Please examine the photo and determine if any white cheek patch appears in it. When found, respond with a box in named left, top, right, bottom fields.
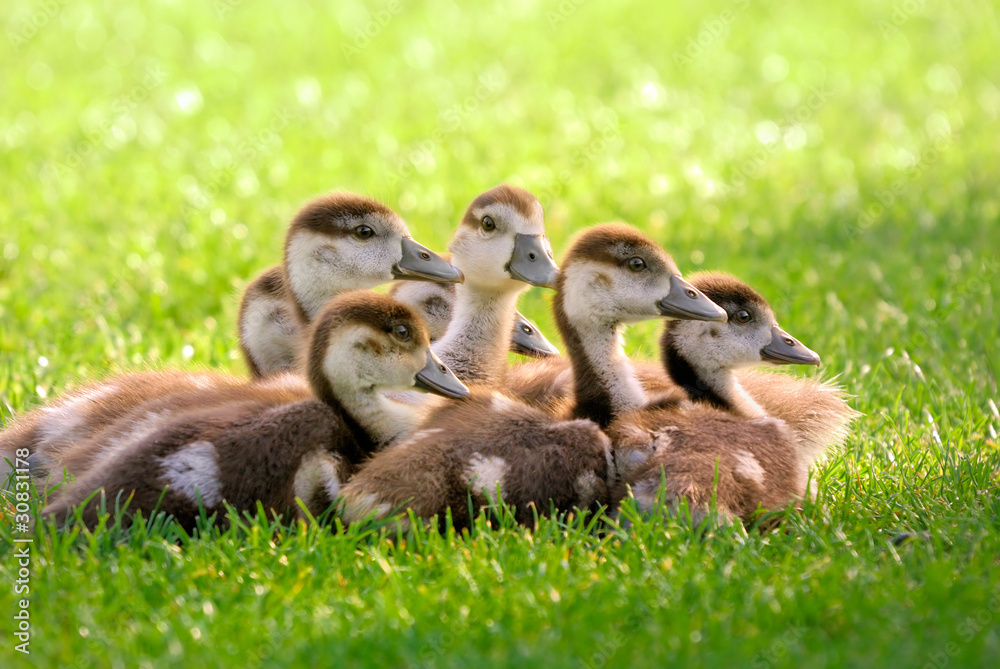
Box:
left=158, top=441, right=222, bottom=508
left=322, top=326, right=375, bottom=391
left=732, top=450, right=765, bottom=486
left=241, top=293, right=300, bottom=374
left=320, top=330, right=429, bottom=448
left=324, top=330, right=421, bottom=395
left=464, top=453, right=508, bottom=504
left=614, top=446, right=653, bottom=483
left=286, top=231, right=342, bottom=319
left=293, top=451, right=344, bottom=510
left=675, top=324, right=735, bottom=375
left=451, top=230, right=517, bottom=288
left=286, top=231, right=399, bottom=320
left=560, top=261, right=611, bottom=324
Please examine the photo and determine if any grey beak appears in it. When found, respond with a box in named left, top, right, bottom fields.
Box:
left=393, top=237, right=465, bottom=284
left=506, top=234, right=559, bottom=289
left=414, top=350, right=470, bottom=399
left=509, top=311, right=560, bottom=358
left=656, top=275, right=728, bottom=322
left=761, top=326, right=822, bottom=366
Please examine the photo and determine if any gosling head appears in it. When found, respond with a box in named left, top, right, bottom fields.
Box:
left=557, top=223, right=728, bottom=327
left=662, top=273, right=821, bottom=374
left=448, top=184, right=559, bottom=292
left=284, top=193, right=463, bottom=321
left=387, top=279, right=457, bottom=341
left=306, top=291, right=470, bottom=405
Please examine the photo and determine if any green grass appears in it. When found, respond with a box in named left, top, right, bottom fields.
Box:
left=1, top=0, right=999, bottom=666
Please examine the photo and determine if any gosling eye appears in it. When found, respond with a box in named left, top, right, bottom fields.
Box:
left=521, top=324, right=534, bottom=335
left=733, top=310, right=752, bottom=324
left=627, top=256, right=647, bottom=272
left=392, top=323, right=411, bottom=341
left=353, top=224, right=375, bottom=240
left=481, top=215, right=496, bottom=232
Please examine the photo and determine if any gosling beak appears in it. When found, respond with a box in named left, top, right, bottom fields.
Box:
left=506, top=233, right=559, bottom=289
left=656, top=275, right=728, bottom=322
left=761, top=326, right=822, bottom=366
left=414, top=350, right=470, bottom=399
left=509, top=311, right=560, bottom=358
left=393, top=237, right=465, bottom=284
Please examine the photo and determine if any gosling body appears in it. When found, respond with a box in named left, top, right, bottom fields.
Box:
left=43, top=292, right=468, bottom=529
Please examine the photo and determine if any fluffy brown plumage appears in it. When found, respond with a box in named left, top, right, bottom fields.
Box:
left=0, top=370, right=282, bottom=486
left=609, top=407, right=803, bottom=524
left=610, top=273, right=857, bottom=524
left=38, top=292, right=467, bottom=529
left=339, top=388, right=611, bottom=530
left=239, top=192, right=460, bottom=378
left=337, top=224, right=724, bottom=529
left=42, top=399, right=360, bottom=531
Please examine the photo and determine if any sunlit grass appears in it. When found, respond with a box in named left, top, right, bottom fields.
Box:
left=1, top=0, right=998, bottom=666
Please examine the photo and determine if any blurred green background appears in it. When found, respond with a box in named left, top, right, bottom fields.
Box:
left=1, top=0, right=995, bottom=396
left=1, top=0, right=998, bottom=666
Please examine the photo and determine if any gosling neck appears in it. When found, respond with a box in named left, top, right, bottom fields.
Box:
left=554, top=296, right=647, bottom=429
left=662, top=330, right=766, bottom=418
left=328, top=380, right=430, bottom=451
left=432, top=282, right=523, bottom=385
